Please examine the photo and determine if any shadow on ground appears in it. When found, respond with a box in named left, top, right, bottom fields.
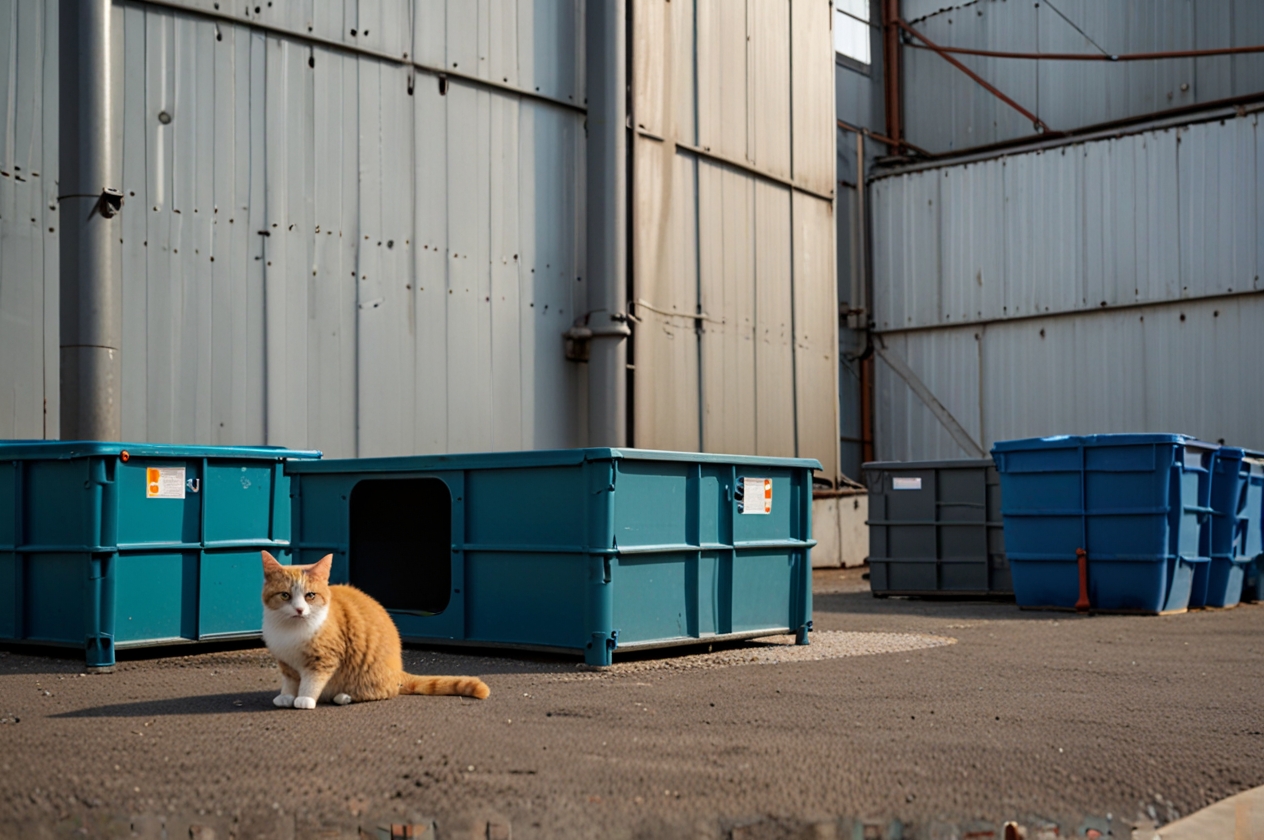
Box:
left=50, top=690, right=277, bottom=718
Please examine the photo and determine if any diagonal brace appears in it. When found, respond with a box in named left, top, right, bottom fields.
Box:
left=897, top=19, right=1051, bottom=134
left=875, top=340, right=986, bottom=458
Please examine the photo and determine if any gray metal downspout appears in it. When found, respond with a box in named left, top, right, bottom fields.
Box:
left=59, top=0, right=122, bottom=441
left=585, top=0, right=630, bottom=447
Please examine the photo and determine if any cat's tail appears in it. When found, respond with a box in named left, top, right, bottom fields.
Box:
left=400, top=673, right=491, bottom=700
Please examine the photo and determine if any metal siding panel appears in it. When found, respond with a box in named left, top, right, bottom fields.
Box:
left=902, top=2, right=1037, bottom=154
left=445, top=84, right=495, bottom=452
left=188, top=14, right=216, bottom=445
left=0, top=0, right=51, bottom=439
left=873, top=169, right=940, bottom=330
left=632, top=0, right=694, bottom=143
left=413, top=62, right=450, bottom=453
left=874, top=115, right=1260, bottom=331
left=631, top=0, right=667, bottom=140
left=874, top=329, right=979, bottom=462
left=262, top=35, right=313, bottom=448
left=750, top=0, right=790, bottom=181
left=521, top=102, right=584, bottom=450
left=312, top=0, right=346, bottom=47
left=243, top=29, right=269, bottom=444
left=790, top=0, right=833, bottom=194
left=672, top=0, right=695, bottom=147
left=306, top=46, right=355, bottom=457
left=1010, top=145, right=1086, bottom=318
left=1231, top=0, right=1264, bottom=98
left=632, top=138, right=700, bottom=452
left=834, top=62, right=874, bottom=133
left=1258, top=113, right=1264, bottom=289
left=445, top=0, right=482, bottom=78
left=941, top=161, right=1003, bottom=324
left=899, top=0, right=1264, bottom=154
left=699, top=163, right=756, bottom=456
left=355, top=0, right=410, bottom=59
left=696, top=0, right=747, bottom=163
left=207, top=18, right=266, bottom=447
left=514, top=0, right=581, bottom=106
left=792, top=191, right=838, bottom=477
left=488, top=0, right=520, bottom=89
left=985, top=302, right=1261, bottom=448
left=489, top=92, right=524, bottom=449
left=1179, top=117, right=1261, bottom=300
left=868, top=175, right=898, bottom=331
left=754, top=180, right=795, bottom=457
left=415, top=0, right=447, bottom=68
left=144, top=11, right=178, bottom=442
left=41, top=0, right=59, bottom=438
left=357, top=59, right=418, bottom=458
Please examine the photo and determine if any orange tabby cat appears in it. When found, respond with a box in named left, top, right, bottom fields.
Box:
left=260, top=551, right=489, bottom=708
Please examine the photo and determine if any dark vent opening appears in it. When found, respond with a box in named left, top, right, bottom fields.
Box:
left=349, top=478, right=452, bottom=615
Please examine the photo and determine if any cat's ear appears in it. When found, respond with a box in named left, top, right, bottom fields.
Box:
left=306, top=554, right=333, bottom=584
left=262, top=550, right=285, bottom=574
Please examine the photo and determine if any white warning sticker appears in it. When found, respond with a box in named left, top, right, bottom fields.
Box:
left=146, top=467, right=186, bottom=499
left=892, top=476, right=922, bottom=491
left=742, top=477, right=772, bottom=515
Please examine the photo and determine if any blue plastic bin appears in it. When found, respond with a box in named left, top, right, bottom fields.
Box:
left=1236, top=451, right=1264, bottom=604
left=0, top=441, right=321, bottom=666
left=1193, top=448, right=1263, bottom=608
left=991, top=434, right=1216, bottom=614
left=286, top=448, right=820, bottom=665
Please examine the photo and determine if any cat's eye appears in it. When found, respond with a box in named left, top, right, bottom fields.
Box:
left=279, top=592, right=290, bottom=601
left=304, top=592, right=316, bottom=601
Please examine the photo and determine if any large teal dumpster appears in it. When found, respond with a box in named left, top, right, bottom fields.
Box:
left=286, top=448, right=819, bottom=665
left=0, top=442, right=320, bottom=667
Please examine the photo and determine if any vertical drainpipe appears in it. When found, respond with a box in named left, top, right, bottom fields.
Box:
left=585, top=0, right=630, bottom=448
left=60, top=0, right=122, bottom=441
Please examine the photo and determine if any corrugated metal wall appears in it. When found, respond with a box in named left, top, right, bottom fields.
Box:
left=869, top=109, right=1264, bottom=459
left=630, top=0, right=841, bottom=482
left=872, top=113, right=1262, bottom=332
left=0, top=0, right=57, bottom=441
left=900, top=0, right=1264, bottom=154
left=0, top=0, right=588, bottom=457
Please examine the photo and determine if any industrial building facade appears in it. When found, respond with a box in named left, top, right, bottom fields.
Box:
left=836, top=0, right=1264, bottom=470
left=0, top=0, right=841, bottom=489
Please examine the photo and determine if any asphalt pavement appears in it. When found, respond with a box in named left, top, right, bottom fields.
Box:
left=1, top=567, right=1262, bottom=839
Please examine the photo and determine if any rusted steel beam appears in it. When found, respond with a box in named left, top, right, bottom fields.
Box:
left=881, top=0, right=904, bottom=152
left=903, top=41, right=1264, bottom=62
left=897, top=19, right=1050, bottom=134
left=836, top=118, right=931, bottom=158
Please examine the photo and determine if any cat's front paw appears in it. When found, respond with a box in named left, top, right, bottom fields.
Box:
left=332, top=693, right=352, bottom=706
left=293, top=696, right=317, bottom=710
left=273, top=694, right=295, bottom=708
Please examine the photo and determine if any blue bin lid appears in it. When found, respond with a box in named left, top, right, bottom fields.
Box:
left=991, top=433, right=1217, bottom=454
left=0, top=440, right=322, bottom=461
left=286, top=447, right=822, bottom=474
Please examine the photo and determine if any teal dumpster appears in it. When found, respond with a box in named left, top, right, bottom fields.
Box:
left=0, top=442, right=320, bottom=667
left=286, top=448, right=819, bottom=665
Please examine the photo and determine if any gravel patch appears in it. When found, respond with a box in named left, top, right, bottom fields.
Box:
left=557, top=630, right=956, bottom=678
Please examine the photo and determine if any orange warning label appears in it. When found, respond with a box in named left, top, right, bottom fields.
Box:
left=146, top=467, right=186, bottom=499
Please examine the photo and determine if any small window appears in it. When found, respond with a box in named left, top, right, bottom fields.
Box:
left=349, top=478, right=452, bottom=615
left=834, top=0, right=871, bottom=65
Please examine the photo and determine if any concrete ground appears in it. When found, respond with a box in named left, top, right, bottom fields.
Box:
left=1, top=567, right=1262, bottom=840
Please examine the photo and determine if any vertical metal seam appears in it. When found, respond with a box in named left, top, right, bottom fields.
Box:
left=693, top=0, right=704, bottom=452
left=352, top=50, right=362, bottom=458
left=787, top=0, right=799, bottom=458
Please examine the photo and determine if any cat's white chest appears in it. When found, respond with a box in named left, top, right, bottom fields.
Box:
left=262, top=610, right=323, bottom=670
